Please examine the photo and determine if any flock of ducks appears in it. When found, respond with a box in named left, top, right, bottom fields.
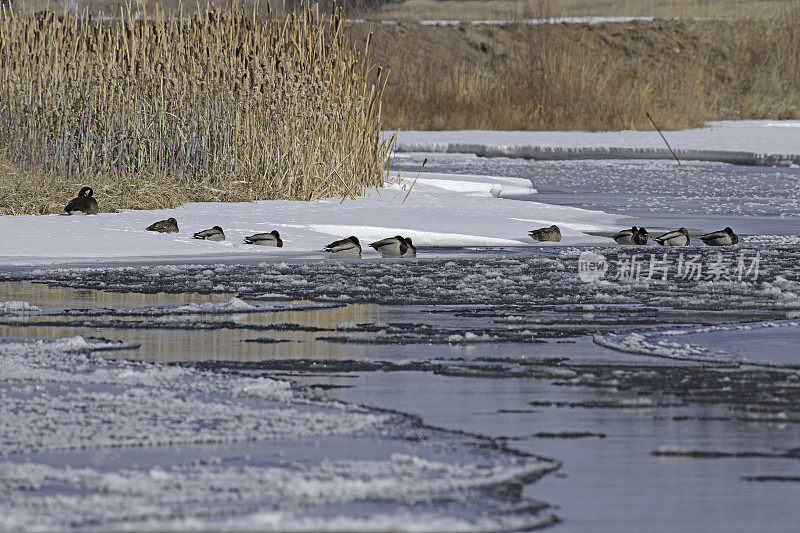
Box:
left=185, top=228, right=417, bottom=257
left=139, top=217, right=416, bottom=257
left=62, top=187, right=418, bottom=257
left=63, top=187, right=740, bottom=255
left=325, top=235, right=418, bottom=257
left=612, top=225, right=738, bottom=246
left=527, top=224, right=738, bottom=247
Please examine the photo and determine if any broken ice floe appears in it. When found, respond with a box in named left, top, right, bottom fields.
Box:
left=0, top=300, right=41, bottom=314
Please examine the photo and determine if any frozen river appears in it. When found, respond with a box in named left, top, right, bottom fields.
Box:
left=1, top=157, right=800, bottom=531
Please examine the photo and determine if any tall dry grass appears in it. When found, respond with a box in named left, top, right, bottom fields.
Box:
left=363, top=0, right=800, bottom=131
left=0, top=2, right=392, bottom=215
left=361, top=0, right=798, bottom=22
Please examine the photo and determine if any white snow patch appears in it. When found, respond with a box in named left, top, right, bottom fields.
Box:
left=404, top=172, right=536, bottom=197
left=390, top=120, right=800, bottom=166
left=0, top=164, right=617, bottom=265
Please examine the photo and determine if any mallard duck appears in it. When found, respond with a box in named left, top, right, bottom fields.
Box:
left=528, top=225, right=562, bottom=242
left=325, top=236, right=361, bottom=255
left=700, top=227, right=738, bottom=246
left=655, top=228, right=691, bottom=246
left=146, top=217, right=179, bottom=233
left=369, top=235, right=407, bottom=257
left=612, top=226, right=639, bottom=245
left=402, top=237, right=417, bottom=258
left=193, top=226, right=225, bottom=241
left=64, top=186, right=99, bottom=215
left=244, top=230, right=283, bottom=247
left=633, top=227, right=652, bottom=245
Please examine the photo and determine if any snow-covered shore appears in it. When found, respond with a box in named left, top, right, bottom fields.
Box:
left=347, top=16, right=661, bottom=26
left=3, top=120, right=799, bottom=267
left=390, top=121, right=800, bottom=166
left=0, top=172, right=617, bottom=267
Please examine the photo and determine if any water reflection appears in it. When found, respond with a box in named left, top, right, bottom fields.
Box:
left=1, top=282, right=380, bottom=363
left=0, top=281, right=232, bottom=309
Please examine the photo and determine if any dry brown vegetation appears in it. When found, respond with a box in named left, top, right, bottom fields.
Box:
left=360, top=0, right=798, bottom=21
left=15, top=0, right=795, bottom=20
left=3, top=1, right=800, bottom=215
left=357, top=9, right=800, bottom=131
left=0, top=3, right=391, bottom=215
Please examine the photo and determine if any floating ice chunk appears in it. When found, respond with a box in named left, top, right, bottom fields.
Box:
left=174, top=297, right=257, bottom=313
left=0, top=335, right=129, bottom=356
left=0, top=300, right=41, bottom=313
left=235, top=378, right=294, bottom=403
left=447, top=332, right=497, bottom=343
left=760, top=277, right=800, bottom=306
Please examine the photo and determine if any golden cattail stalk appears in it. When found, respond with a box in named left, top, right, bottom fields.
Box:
left=0, top=2, right=393, bottom=215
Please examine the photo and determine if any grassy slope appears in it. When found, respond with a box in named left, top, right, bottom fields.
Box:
left=15, top=0, right=797, bottom=20
left=363, top=0, right=797, bottom=21
left=352, top=17, right=800, bottom=131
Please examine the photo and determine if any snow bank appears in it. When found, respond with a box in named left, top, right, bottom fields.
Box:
left=349, top=16, right=658, bottom=26
left=390, top=121, right=800, bottom=166
left=6, top=120, right=797, bottom=266
left=0, top=169, right=617, bottom=266
left=407, top=171, right=537, bottom=197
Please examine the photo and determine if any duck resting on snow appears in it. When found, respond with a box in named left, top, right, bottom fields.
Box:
left=193, top=226, right=225, bottom=241
left=529, top=225, right=562, bottom=242
left=633, top=227, right=652, bottom=245
left=369, top=235, right=407, bottom=257
left=700, top=227, right=738, bottom=246
left=402, top=237, right=417, bottom=257
left=325, top=236, right=361, bottom=256
left=655, top=228, right=691, bottom=246
left=244, top=230, right=283, bottom=247
left=613, top=226, right=650, bottom=245
left=612, top=226, right=638, bottom=245
left=146, top=217, right=179, bottom=233
left=64, top=186, right=99, bottom=215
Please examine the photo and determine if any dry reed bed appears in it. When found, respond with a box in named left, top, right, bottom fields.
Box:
left=0, top=4, right=392, bottom=215
left=361, top=0, right=798, bottom=22
left=360, top=13, right=800, bottom=131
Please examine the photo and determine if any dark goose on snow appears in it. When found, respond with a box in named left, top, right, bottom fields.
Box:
left=65, top=187, right=99, bottom=215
